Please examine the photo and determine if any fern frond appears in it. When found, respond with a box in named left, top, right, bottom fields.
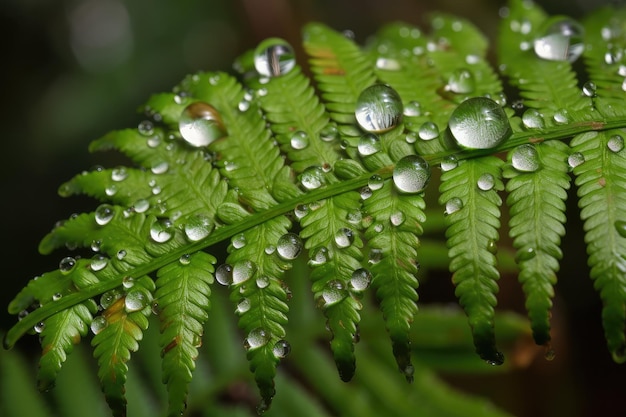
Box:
left=503, top=141, right=570, bottom=348
left=155, top=251, right=215, bottom=417
left=439, top=156, right=504, bottom=364
left=571, top=131, right=626, bottom=363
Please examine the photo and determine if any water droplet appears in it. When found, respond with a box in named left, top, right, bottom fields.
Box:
left=138, top=120, right=154, bottom=136
left=179, top=254, right=191, bottom=265
left=300, top=166, right=326, bottom=190
left=264, top=245, right=276, bottom=255
left=522, top=108, right=545, bottom=129
left=533, top=17, right=585, bottom=62
left=254, top=38, right=296, bottom=77
left=215, top=264, right=233, bottom=286
left=360, top=186, right=373, bottom=200
left=358, top=133, right=381, bottom=156
left=445, top=197, right=463, bottom=215
left=405, top=132, right=418, bottom=143
left=95, top=204, right=115, bottom=226
left=582, top=81, right=597, bottom=97
left=150, top=219, right=174, bottom=243
left=34, top=322, right=45, bottom=334
left=232, top=233, right=247, bottom=249
left=375, top=56, right=402, bottom=71
left=293, top=204, right=309, bottom=219
left=368, top=174, right=384, bottom=190
left=272, top=339, right=291, bottom=358
left=90, top=254, right=108, bottom=271
left=117, top=250, right=127, bottom=260
left=608, top=135, right=624, bottom=153
left=487, top=240, right=498, bottom=254
left=122, top=276, right=134, bottom=289
left=477, top=173, right=495, bottom=191
left=511, top=144, right=540, bottom=172
left=355, top=84, right=403, bottom=133
left=418, top=121, right=439, bottom=140
left=124, top=290, right=148, bottom=312
left=441, top=155, right=459, bottom=171
left=100, top=289, right=123, bottom=310
left=390, top=211, right=405, bottom=226
left=91, top=239, right=102, bottom=252
left=553, top=109, right=570, bottom=124
left=276, top=233, right=303, bottom=260
left=105, top=184, right=118, bottom=196
left=446, top=68, right=475, bottom=94
left=290, top=131, right=309, bottom=150
left=567, top=152, right=585, bottom=169
left=256, top=276, right=270, bottom=289
left=403, top=101, right=421, bottom=117
left=309, top=246, right=329, bottom=266
left=448, top=97, right=511, bottom=149
left=150, top=160, right=169, bottom=175
left=350, top=268, right=372, bottom=291
left=392, top=155, right=431, bottom=193
left=111, top=166, right=128, bottom=182
left=321, top=280, right=347, bottom=306
left=59, top=256, right=77, bottom=274
left=52, top=292, right=62, bottom=301
left=517, top=247, right=537, bottom=261
left=615, top=220, right=626, bottom=238
left=90, top=316, right=108, bottom=335
left=244, top=327, right=270, bottom=350
left=236, top=298, right=251, bottom=314
left=232, top=260, right=257, bottom=285
left=368, top=248, right=383, bottom=264
left=320, top=124, right=339, bottom=142
left=178, top=102, right=226, bottom=147
left=184, top=214, right=214, bottom=241
left=334, top=228, right=355, bottom=248
left=238, top=99, right=251, bottom=112
left=133, top=199, right=150, bottom=213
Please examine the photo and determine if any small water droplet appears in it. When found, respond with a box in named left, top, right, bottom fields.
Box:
left=368, top=174, right=384, bottom=190
left=272, top=339, right=291, bottom=358
left=90, top=254, right=108, bottom=271
left=34, top=322, right=45, bottom=334
left=448, top=97, right=511, bottom=149
left=533, top=17, right=585, bottom=62
left=111, top=166, right=128, bottom=182
left=511, top=144, right=540, bottom=172
left=254, top=38, right=296, bottom=77
left=232, top=260, right=257, bottom=285
left=309, top=246, right=329, bottom=266
left=133, top=199, right=150, bottom=213
left=90, top=316, right=108, bottom=335
left=257, top=276, right=271, bottom=289
left=179, top=102, right=226, bottom=147
left=321, top=280, right=347, bottom=306
left=100, top=289, right=123, bottom=310
left=487, top=239, right=498, bottom=254
left=441, top=155, right=459, bottom=171
left=179, top=254, right=191, bottom=265
left=300, top=166, right=326, bottom=190
left=350, top=268, right=372, bottom=291
left=334, top=228, right=355, bottom=248
left=582, top=81, right=597, bottom=97
left=122, top=276, right=135, bottom=289
left=368, top=248, right=383, bottom=264
left=553, top=109, right=570, bottom=124
left=445, top=197, right=463, bottom=215
left=184, top=214, right=214, bottom=241
left=608, top=135, right=624, bottom=153
left=236, top=298, right=251, bottom=314
left=355, top=84, right=403, bottom=133
left=405, top=132, right=418, bottom=143
left=418, top=121, right=439, bottom=140
left=375, top=56, right=402, bottom=71
left=150, top=219, right=174, bottom=243
left=390, top=211, right=405, bottom=226
left=477, top=173, right=495, bottom=191
left=59, top=256, right=77, bottom=274
left=125, top=290, right=148, bottom=312
left=95, top=204, right=115, bottom=226
left=150, top=160, right=169, bottom=175
left=403, top=101, right=421, bottom=117
left=392, top=155, right=431, bottom=193
left=238, top=99, right=251, bottom=112
left=232, top=233, right=247, bottom=249
left=358, top=133, right=381, bottom=156
left=290, top=131, right=309, bottom=150
left=446, top=68, right=475, bottom=94
left=567, top=152, right=585, bottom=169
left=615, top=220, right=626, bottom=238
left=215, top=264, right=233, bottom=286
left=244, top=327, right=270, bottom=350
left=138, top=120, right=154, bottom=136
left=277, top=233, right=303, bottom=260
left=360, top=186, right=373, bottom=200
left=522, top=108, right=546, bottom=129
left=52, top=292, right=62, bottom=301
left=517, top=247, right=537, bottom=261
left=320, top=123, right=339, bottom=142
left=117, top=249, right=127, bottom=260
left=294, top=204, right=309, bottom=219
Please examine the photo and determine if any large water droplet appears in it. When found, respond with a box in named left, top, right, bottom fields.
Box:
left=321, top=280, right=347, bottom=306
left=178, top=102, right=226, bottom=147
left=90, top=316, right=108, bottom=335
left=390, top=211, right=406, bottom=226
left=276, top=233, right=303, bottom=260
left=232, top=233, right=247, bottom=249
left=511, top=144, right=540, bottom=172
left=358, top=133, right=381, bottom=156
left=254, top=38, right=296, bottom=77
left=309, top=246, right=329, bottom=266
left=334, top=228, right=355, bottom=248
left=125, top=290, right=148, bottom=312
left=448, top=97, right=511, bottom=149
left=232, top=260, right=257, bottom=285
left=446, top=68, right=475, bottom=94
left=350, top=268, right=372, bottom=291
left=392, top=155, right=431, bottom=193
left=355, top=84, right=403, bottom=133
left=300, top=166, right=326, bottom=190
left=244, top=327, right=270, bottom=350
left=184, top=214, right=214, bottom=241
left=215, top=264, right=233, bottom=286
left=100, top=289, right=123, bottom=310
left=533, top=17, right=585, bottom=62
left=95, top=204, right=115, bottom=226
left=522, top=108, right=546, bottom=129
left=290, top=131, right=309, bottom=150
left=150, top=219, right=174, bottom=243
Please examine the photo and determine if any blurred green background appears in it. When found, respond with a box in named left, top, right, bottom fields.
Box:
left=0, top=0, right=623, bottom=416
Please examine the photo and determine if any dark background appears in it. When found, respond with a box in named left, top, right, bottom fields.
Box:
left=0, top=0, right=623, bottom=416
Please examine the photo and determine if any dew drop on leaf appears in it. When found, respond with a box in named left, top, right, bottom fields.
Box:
left=511, top=144, right=540, bottom=172
left=441, top=155, right=459, bottom=171
left=517, top=247, right=537, bottom=261
left=232, top=260, right=257, bottom=285
left=418, top=121, right=439, bottom=140
left=150, top=219, right=174, bottom=243
left=403, top=100, right=421, bottom=117
left=125, top=290, right=148, bottom=312
left=334, top=228, right=355, bottom=248
left=34, top=322, right=45, bottom=334
left=319, top=123, right=339, bottom=142
left=487, top=239, right=498, bottom=254
left=445, top=197, right=463, bottom=215
left=111, top=166, right=128, bottom=182
left=59, top=256, right=77, bottom=274
left=215, top=264, right=233, bottom=286
left=122, top=276, right=134, bottom=289
left=608, top=135, right=624, bottom=153
left=390, top=211, right=405, bottom=226
left=533, top=17, right=585, bottom=62
left=179, top=254, right=191, bottom=265
left=355, top=84, right=403, bottom=133
left=293, top=204, right=309, bottom=220
left=350, top=268, right=372, bottom=291
left=276, top=233, right=303, bottom=260
left=405, top=132, right=418, bottom=144
left=95, top=204, right=115, bottom=226
left=184, top=213, right=214, bottom=242
left=90, top=316, right=108, bottom=335
left=477, top=173, right=495, bottom=191
left=117, top=249, right=127, bottom=260
left=232, top=233, right=247, bottom=249
left=309, top=246, right=329, bottom=266
left=446, top=68, right=475, bottom=94
left=614, top=220, right=626, bottom=238
left=90, top=254, right=109, bottom=271
left=521, top=108, right=545, bottom=129
left=253, top=38, right=296, bottom=77
left=52, top=292, right=62, bottom=301
left=178, top=102, right=226, bottom=147
left=368, top=174, right=384, bottom=190
left=392, top=154, right=431, bottom=193
left=448, top=97, right=511, bottom=149
left=272, top=339, right=291, bottom=358
left=300, top=166, right=326, bottom=190
left=100, top=289, right=123, bottom=310
left=150, top=160, right=169, bottom=175
left=137, top=120, right=154, bottom=136
left=256, top=276, right=270, bottom=289
left=567, top=152, right=585, bottom=169
left=368, top=248, right=383, bottom=264
left=360, top=186, right=373, bottom=200
left=582, top=81, right=597, bottom=97
left=553, top=109, right=570, bottom=124
left=244, top=327, right=270, bottom=350
left=321, top=280, right=347, bottom=306
left=290, top=131, right=309, bottom=150
left=133, top=199, right=150, bottom=213
left=236, top=298, right=251, bottom=315
left=358, top=133, right=381, bottom=156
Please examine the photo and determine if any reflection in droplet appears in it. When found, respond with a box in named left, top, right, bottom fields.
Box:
left=276, top=233, right=303, bottom=260
left=321, top=280, right=347, bottom=306
left=355, top=84, right=403, bottom=133
left=95, top=204, right=115, bottom=226
left=448, top=97, right=511, bottom=149
left=125, top=290, right=148, bottom=312
left=334, top=228, right=355, bottom=248
left=418, top=121, right=439, bottom=140
left=300, top=166, right=326, bottom=190
left=254, top=38, right=296, bottom=77
left=184, top=214, right=214, bottom=241
left=90, top=316, right=108, bottom=335
left=244, top=327, right=270, bottom=350
left=441, top=155, right=458, bottom=172
left=522, top=108, right=545, bottom=129
left=608, top=135, right=624, bottom=153
left=178, top=102, right=226, bottom=147
left=358, top=133, right=381, bottom=156
left=446, top=68, right=475, bottom=94
left=350, top=268, right=372, bottom=291
left=445, top=197, right=463, bottom=215
left=392, top=155, right=431, bottom=193
left=215, top=264, right=233, bottom=286
left=567, top=152, right=585, bottom=169
left=477, top=173, right=495, bottom=191
left=150, top=219, right=174, bottom=243
left=511, top=144, right=540, bottom=172
left=272, top=339, right=291, bottom=358
left=59, top=256, right=77, bottom=274
left=533, top=17, right=585, bottom=62
left=232, top=260, right=257, bottom=285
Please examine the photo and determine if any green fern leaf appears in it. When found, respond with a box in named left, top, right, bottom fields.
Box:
left=439, top=156, right=504, bottom=364
left=155, top=251, right=215, bottom=417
